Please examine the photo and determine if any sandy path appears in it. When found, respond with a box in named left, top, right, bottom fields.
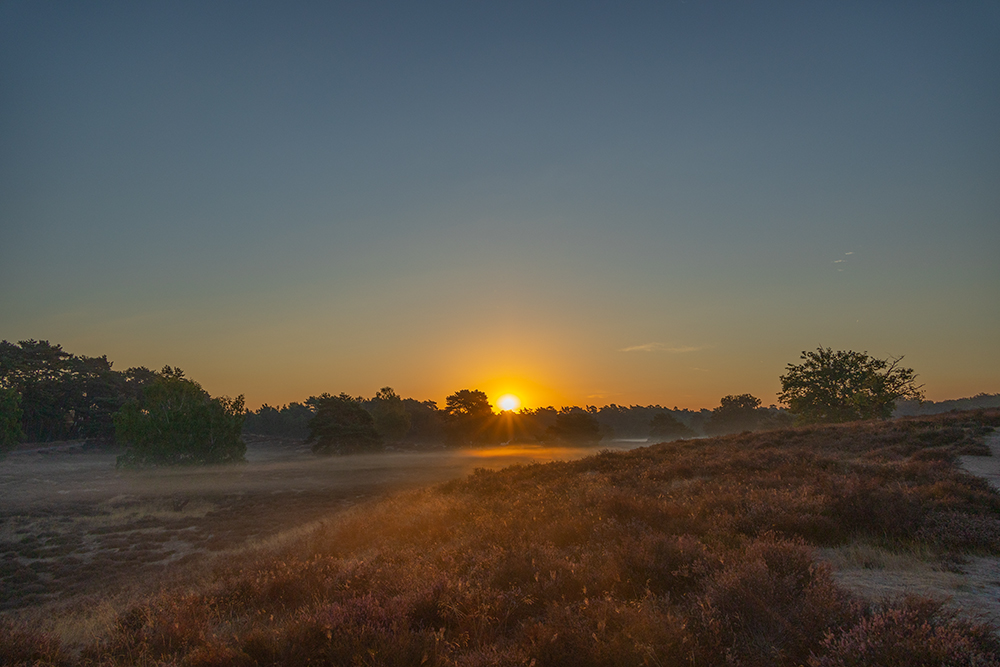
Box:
left=825, top=428, right=1000, bottom=629
left=960, top=428, right=1000, bottom=491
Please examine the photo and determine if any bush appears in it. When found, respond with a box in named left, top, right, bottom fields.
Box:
left=114, top=367, right=245, bottom=467
left=810, top=596, right=1000, bottom=667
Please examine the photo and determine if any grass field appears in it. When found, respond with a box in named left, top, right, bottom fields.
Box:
left=3, top=411, right=1000, bottom=666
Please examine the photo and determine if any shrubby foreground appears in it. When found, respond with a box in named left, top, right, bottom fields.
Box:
left=3, top=411, right=1000, bottom=666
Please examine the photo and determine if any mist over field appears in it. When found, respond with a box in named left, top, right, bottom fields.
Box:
left=5, top=413, right=1000, bottom=665
left=0, top=439, right=627, bottom=513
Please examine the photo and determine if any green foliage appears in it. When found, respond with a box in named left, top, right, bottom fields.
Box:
left=0, top=339, right=157, bottom=443
left=648, top=411, right=696, bottom=441
left=779, top=347, right=924, bottom=424
left=114, top=367, right=246, bottom=467
left=307, top=393, right=383, bottom=455
left=0, top=387, right=24, bottom=457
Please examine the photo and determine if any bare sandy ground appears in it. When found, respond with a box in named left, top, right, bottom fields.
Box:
left=822, top=428, right=1000, bottom=628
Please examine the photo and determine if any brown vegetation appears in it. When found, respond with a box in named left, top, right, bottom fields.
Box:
left=3, top=411, right=1000, bottom=665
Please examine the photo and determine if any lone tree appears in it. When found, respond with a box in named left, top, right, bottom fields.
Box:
left=114, top=367, right=246, bottom=467
left=443, top=389, right=495, bottom=445
left=778, top=347, right=923, bottom=424
left=307, top=393, right=382, bottom=455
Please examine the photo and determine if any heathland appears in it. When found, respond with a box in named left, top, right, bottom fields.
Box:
left=3, top=410, right=1000, bottom=666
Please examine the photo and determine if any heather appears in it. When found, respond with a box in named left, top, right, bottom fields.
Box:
left=4, top=411, right=1000, bottom=666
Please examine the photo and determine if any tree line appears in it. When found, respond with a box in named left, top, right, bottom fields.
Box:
left=0, top=340, right=244, bottom=466
left=2, top=341, right=925, bottom=465
left=245, top=387, right=798, bottom=455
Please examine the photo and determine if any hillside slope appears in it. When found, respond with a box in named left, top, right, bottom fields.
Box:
left=4, top=410, right=1000, bottom=666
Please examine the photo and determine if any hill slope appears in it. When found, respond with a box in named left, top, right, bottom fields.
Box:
left=4, top=410, right=1000, bottom=666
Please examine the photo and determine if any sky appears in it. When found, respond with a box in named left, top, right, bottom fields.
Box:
left=1, top=1, right=998, bottom=411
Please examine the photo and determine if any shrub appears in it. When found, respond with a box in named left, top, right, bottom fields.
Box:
left=0, top=618, right=70, bottom=666
left=689, top=535, right=858, bottom=667
left=810, top=596, right=1000, bottom=667
left=114, top=367, right=245, bottom=467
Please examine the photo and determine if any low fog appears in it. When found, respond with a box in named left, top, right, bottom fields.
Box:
left=0, top=439, right=635, bottom=511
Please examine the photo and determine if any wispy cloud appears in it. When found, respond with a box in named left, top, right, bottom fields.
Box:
left=619, top=343, right=704, bottom=353
left=833, top=251, right=855, bottom=271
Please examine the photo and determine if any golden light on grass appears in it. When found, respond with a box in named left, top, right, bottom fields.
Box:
left=497, top=394, right=521, bottom=411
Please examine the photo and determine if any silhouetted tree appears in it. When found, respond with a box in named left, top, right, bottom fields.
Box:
left=779, top=348, right=923, bottom=424
left=546, top=410, right=602, bottom=444
left=400, top=398, right=445, bottom=443
left=648, top=412, right=696, bottom=441
left=115, top=367, right=246, bottom=467
left=243, top=401, right=313, bottom=439
left=706, top=394, right=764, bottom=435
left=0, top=387, right=23, bottom=457
left=308, top=393, right=382, bottom=455
left=594, top=404, right=706, bottom=438
left=443, top=389, right=495, bottom=445
left=365, top=387, right=412, bottom=442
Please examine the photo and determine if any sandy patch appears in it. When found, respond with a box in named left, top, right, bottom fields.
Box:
left=820, top=428, right=1000, bottom=628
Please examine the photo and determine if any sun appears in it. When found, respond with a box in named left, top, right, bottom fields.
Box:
left=497, top=394, right=521, bottom=412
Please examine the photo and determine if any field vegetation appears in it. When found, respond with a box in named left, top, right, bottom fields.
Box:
left=3, top=410, right=1000, bottom=665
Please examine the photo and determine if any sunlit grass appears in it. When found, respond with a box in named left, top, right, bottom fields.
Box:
left=4, top=410, right=1000, bottom=665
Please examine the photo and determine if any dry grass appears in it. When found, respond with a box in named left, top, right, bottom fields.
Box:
left=3, top=410, right=1000, bottom=665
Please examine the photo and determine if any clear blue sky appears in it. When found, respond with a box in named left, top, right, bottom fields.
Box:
left=2, top=1, right=998, bottom=409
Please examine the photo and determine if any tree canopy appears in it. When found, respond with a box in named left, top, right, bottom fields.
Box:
left=705, top=394, right=763, bottom=435
left=0, top=339, right=155, bottom=443
left=243, top=401, right=313, bottom=439
left=114, top=367, right=246, bottom=467
left=648, top=412, right=696, bottom=441
left=307, top=393, right=383, bottom=455
left=546, top=410, right=602, bottom=444
left=0, top=387, right=24, bottom=457
left=365, top=387, right=412, bottom=442
left=778, top=347, right=923, bottom=424
left=443, top=389, right=495, bottom=444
